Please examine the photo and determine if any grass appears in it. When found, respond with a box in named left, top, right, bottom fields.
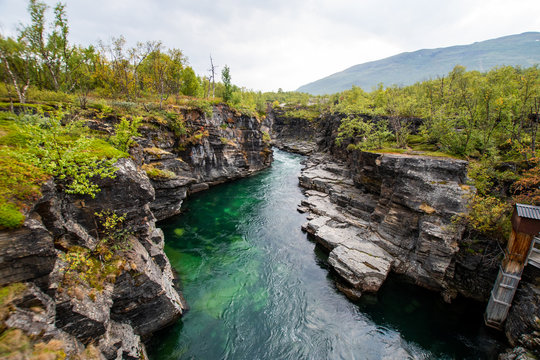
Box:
left=85, top=138, right=127, bottom=159
left=59, top=246, right=124, bottom=292
left=364, top=138, right=463, bottom=160
left=0, top=329, right=68, bottom=359
left=0, top=149, right=49, bottom=228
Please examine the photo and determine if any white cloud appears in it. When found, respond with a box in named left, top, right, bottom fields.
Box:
left=0, top=0, right=539, bottom=92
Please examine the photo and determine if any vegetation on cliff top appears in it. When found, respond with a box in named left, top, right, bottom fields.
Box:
left=273, top=64, right=540, bottom=242
left=0, top=0, right=274, bottom=230
left=0, top=108, right=130, bottom=229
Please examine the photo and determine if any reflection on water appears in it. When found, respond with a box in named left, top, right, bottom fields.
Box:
left=148, top=149, right=506, bottom=360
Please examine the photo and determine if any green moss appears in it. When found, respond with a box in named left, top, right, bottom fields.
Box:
left=141, top=164, right=177, bottom=180
left=143, top=147, right=170, bottom=158
left=0, top=283, right=26, bottom=306
left=0, top=203, right=25, bottom=229
left=0, top=149, right=49, bottom=229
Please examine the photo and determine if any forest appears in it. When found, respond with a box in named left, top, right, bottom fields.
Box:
left=1, top=0, right=539, bottom=242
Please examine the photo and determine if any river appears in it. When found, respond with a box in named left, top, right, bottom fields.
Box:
left=148, top=149, right=505, bottom=359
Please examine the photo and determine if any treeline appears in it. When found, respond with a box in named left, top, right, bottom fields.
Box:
left=0, top=0, right=274, bottom=115
left=0, top=0, right=209, bottom=105
left=330, top=65, right=540, bottom=160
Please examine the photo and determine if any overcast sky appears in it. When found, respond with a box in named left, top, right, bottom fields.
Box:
left=0, top=0, right=539, bottom=92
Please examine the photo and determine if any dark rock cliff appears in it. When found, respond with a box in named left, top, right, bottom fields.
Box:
left=271, top=108, right=538, bottom=355
left=270, top=108, right=496, bottom=299
left=1, top=159, right=184, bottom=358
left=133, top=104, right=272, bottom=220
left=0, top=104, right=272, bottom=359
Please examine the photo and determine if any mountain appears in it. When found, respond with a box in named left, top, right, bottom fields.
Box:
left=297, top=32, right=540, bottom=95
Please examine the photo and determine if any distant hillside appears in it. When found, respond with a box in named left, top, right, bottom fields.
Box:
left=297, top=32, right=540, bottom=95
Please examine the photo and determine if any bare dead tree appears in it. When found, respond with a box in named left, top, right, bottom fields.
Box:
left=209, top=55, right=217, bottom=98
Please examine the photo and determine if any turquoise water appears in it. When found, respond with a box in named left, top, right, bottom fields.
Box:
left=148, top=149, right=505, bottom=359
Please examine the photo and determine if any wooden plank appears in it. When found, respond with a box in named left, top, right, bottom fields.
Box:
left=503, top=229, right=533, bottom=274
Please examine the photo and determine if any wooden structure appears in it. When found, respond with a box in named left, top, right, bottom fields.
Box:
left=485, top=204, right=540, bottom=329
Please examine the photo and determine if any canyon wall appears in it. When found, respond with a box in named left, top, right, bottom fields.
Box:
left=271, top=109, right=499, bottom=300
left=271, top=108, right=538, bottom=355
left=0, top=104, right=272, bottom=359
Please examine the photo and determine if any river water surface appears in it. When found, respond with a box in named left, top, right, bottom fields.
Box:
left=149, top=149, right=505, bottom=359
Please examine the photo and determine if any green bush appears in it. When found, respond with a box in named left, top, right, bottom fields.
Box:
left=19, top=114, right=120, bottom=197
left=109, top=116, right=142, bottom=152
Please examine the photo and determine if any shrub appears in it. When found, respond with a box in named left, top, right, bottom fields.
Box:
left=18, top=114, right=119, bottom=197
left=166, top=112, right=188, bottom=137
left=336, top=116, right=392, bottom=150
left=60, top=210, right=131, bottom=290
left=109, top=100, right=137, bottom=113
left=109, top=116, right=142, bottom=152
left=458, top=194, right=512, bottom=241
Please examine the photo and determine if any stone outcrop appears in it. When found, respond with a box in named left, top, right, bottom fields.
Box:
left=0, top=217, right=56, bottom=288
left=299, top=153, right=473, bottom=300
left=270, top=108, right=503, bottom=301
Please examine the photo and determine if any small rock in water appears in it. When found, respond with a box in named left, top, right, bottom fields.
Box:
left=336, top=282, right=363, bottom=302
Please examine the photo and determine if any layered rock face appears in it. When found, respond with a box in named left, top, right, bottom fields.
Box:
left=270, top=108, right=502, bottom=302
left=133, top=104, right=272, bottom=220
left=299, top=153, right=473, bottom=300
left=273, top=108, right=540, bottom=355
left=0, top=159, right=186, bottom=358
